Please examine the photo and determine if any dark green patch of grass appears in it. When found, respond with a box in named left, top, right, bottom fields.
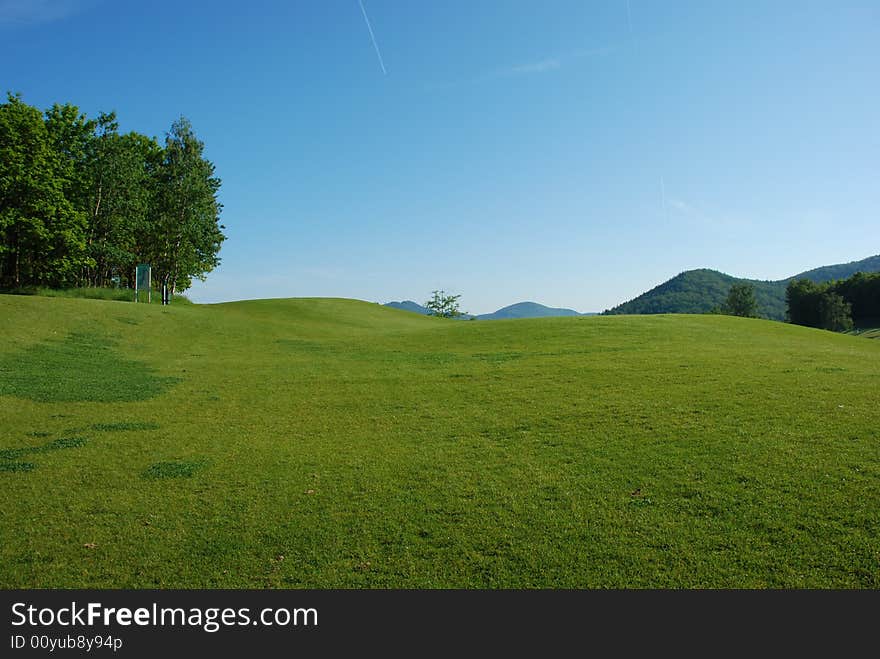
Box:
left=1, top=436, right=88, bottom=460
left=0, top=462, right=36, bottom=473
left=42, top=437, right=88, bottom=451
left=91, top=422, right=160, bottom=432
left=0, top=447, right=29, bottom=460
left=0, top=331, right=178, bottom=402
left=0, top=434, right=87, bottom=473
left=142, top=460, right=208, bottom=479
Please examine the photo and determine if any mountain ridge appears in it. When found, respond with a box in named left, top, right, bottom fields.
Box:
left=384, top=300, right=592, bottom=320
left=477, top=301, right=581, bottom=320
left=604, top=254, right=880, bottom=320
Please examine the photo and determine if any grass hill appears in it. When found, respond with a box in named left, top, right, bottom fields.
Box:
left=384, top=300, right=429, bottom=315
left=2, top=294, right=879, bottom=588
left=605, top=254, right=880, bottom=320
left=476, top=301, right=581, bottom=320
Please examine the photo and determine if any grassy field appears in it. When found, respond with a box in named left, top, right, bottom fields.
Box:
left=849, top=327, right=880, bottom=340
left=1, top=294, right=879, bottom=588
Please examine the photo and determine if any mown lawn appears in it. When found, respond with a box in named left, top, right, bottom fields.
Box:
left=1, top=295, right=878, bottom=587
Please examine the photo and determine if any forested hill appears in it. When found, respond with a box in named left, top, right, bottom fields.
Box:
left=795, top=255, right=880, bottom=283
left=604, top=255, right=880, bottom=320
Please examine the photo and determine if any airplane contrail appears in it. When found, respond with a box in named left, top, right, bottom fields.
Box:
left=358, top=0, right=387, bottom=75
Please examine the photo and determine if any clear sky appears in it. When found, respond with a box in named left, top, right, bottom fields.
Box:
left=2, top=1, right=877, bottom=313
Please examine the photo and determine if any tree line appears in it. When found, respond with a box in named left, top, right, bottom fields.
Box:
left=709, top=273, right=878, bottom=333
left=786, top=272, right=880, bottom=332
left=0, top=93, right=224, bottom=294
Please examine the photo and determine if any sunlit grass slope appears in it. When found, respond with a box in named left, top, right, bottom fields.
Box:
left=1, top=295, right=878, bottom=588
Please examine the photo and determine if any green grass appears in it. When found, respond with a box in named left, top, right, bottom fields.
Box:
left=0, top=330, right=178, bottom=402
left=848, top=327, right=880, bottom=340
left=143, top=459, right=209, bottom=479
left=1, top=294, right=879, bottom=588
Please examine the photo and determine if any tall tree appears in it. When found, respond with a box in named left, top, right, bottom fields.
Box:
left=148, top=117, right=225, bottom=294
left=723, top=283, right=758, bottom=318
left=43, top=103, right=96, bottom=220
left=0, top=94, right=87, bottom=288
left=818, top=292, right=853, bottom=332
left=786, top=279, right=822, bottom=327
left=86, top=126, right=162, bottom=287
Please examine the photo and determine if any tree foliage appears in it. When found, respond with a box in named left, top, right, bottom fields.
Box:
left=818, top=292, right=853, bottom=332
left=722, top=283, right=758, bottom=317
left=0, top=94, right=86, bottom=288
left=0, top=93, right=224, bottom=292
left=146, top=118, right=224, bottom=293
left=786, top=272, right=879, bottom=331
left=603, top=256, right=880, bottom=320
left=425, top=290, right=464, bottom=318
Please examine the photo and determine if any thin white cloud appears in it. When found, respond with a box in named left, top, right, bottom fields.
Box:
left=0, top=0, right=94, bottom=26
left=424, top=45, right=616, bottom=92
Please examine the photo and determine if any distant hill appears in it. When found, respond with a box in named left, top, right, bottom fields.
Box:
left=385, top=299, right=590, bottom=320
left=794, top=255, right=880, bottom=283
left=477, top=302, right=581, bottom=320
left=604, top=254, right=880, bottom=320
left=384, top=300, right=429, bottom=315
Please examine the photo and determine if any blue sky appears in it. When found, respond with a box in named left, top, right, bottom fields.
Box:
left=2, top=1, right=877, bottom=313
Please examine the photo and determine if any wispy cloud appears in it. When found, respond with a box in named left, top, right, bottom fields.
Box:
left=0, top=0, right=94, bottom=26
left=507, top=58, right=562, bottom=76
left=424, top=45, right=614, bottom=92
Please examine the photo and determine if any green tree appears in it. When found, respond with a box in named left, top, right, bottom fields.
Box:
left=831, top=272, right=880, bottom=327
left=85, top=127, right=162, bottom=287
left=44, top=102, right=97, bottom=220
left=425, top=290, right=464, bottom=318
left=786, top=278, right=822, bottom=327
left=0, top=94, right=87, bottom=288
left=148, top=117, right=225, bottom=294
left=722, top=283, right=758, bottom=317
left=818, top=292, right=853, bottom=332
left=1, top=95, right=226, bottom=295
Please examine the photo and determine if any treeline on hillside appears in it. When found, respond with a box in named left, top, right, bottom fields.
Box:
left=787, top=272, right=880, bottom=331
left=0, top=93, right=224, bottom=294
left=603, top=256, right=880, bottom=320
left=603, top=269, right=788, bottom=320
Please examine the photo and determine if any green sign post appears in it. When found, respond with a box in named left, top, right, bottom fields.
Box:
left=135, top=264, right=151, bottom=303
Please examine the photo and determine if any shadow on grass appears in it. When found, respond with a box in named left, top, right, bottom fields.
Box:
left=0, top=331, right=179, bottom=402
left=0, top=435, right=89, bottom=473
left=91, top=422, right=160, bottom=432
left=142, top=460, right=209, bottom=479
